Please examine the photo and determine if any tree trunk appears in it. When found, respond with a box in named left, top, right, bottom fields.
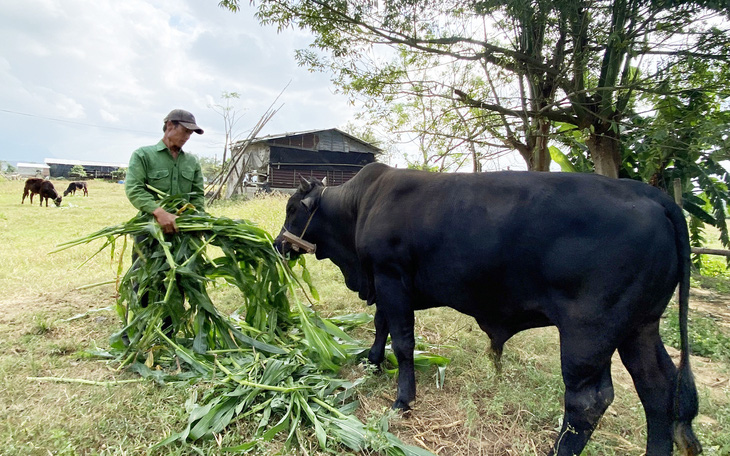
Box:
left=469, top=140, right=482, bottom=173
left=586, top=130, right=621, bottom=178
left=531, top=118, right=552, bottom=172
left=511, top=126, right=551, bottom=172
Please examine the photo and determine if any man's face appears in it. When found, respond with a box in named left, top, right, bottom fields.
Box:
left=165, top=122, right=193, bottom=151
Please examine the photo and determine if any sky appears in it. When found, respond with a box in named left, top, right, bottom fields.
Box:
left=0, top=0, right=363, bottom=167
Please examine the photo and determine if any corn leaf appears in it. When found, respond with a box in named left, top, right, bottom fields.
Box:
left=60, top=193, right=441, bottom=456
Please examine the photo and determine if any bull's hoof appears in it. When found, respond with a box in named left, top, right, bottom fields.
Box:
left=366, top=350, right=385, bottom=367
left=367, top=357, right=385, bottom=367
left=391, top=399, right=412, bottom=412
left=363, top=352, right=384, bottom=372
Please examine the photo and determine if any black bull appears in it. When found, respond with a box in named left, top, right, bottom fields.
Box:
left=274, top=163, right=701, bottom=456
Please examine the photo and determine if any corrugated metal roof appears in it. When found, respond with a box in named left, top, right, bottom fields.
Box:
left=253, top=128, right=382, bottom=152
left=17, top=162, right=50, bottom=168
left=44, top=158, right=127, bottom=167
left=254, top=128, right=328, bottom=141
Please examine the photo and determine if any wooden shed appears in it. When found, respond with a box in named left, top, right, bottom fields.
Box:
left=226, top=129, right=379, bottom=196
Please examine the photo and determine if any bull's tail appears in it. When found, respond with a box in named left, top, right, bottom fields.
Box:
left=668, top=202, right=702, bottom=455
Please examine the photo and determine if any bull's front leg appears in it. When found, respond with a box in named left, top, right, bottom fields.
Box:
left=374, top=274, right=416, bottom=411
left=367, top=307, right=389, bottom=366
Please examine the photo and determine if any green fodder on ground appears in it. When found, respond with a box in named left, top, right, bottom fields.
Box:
left=1, top=178, right=729, bottom=455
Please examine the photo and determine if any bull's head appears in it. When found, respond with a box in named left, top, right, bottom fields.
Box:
left=274, top=176, right=325, bottom=258
left=53, top=196, right=62, bottom=207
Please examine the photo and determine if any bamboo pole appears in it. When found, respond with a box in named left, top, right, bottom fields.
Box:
left=205, top=84, right=289, bottom=204
left=205, top=109, right=278, bottom=204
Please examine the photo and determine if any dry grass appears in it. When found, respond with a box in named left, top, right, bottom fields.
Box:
left=0, top=177, right=728, bottom=455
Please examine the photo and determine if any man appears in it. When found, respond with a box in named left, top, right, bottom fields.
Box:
left=122, top=109, right=206, bottom=342
left=125, top=109, right=206, bottom=232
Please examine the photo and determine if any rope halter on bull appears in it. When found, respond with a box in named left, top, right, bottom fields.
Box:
left=280, top=187, right=327, bottom=254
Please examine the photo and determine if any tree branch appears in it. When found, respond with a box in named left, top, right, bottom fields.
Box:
left=453, top=89, right=577, bottom=125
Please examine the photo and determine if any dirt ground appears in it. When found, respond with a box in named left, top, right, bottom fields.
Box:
left=692, top=287, right=730, bottom=330
left=0, top=288, right=115, bottom=332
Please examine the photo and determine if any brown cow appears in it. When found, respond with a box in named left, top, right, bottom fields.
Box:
left=39, top=181, right=62, bottom=207
left=21, top=178, right=44, bottom=204
left=22, top=178, right=62, bottom=207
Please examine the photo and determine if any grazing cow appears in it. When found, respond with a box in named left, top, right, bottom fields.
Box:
left=39, top=180, right=62, bottom=207
left=21, top=177, right=45, bottom=204
left=63, top=181, right=88, bottom=197
left=274, top=163, right=701, bottom=456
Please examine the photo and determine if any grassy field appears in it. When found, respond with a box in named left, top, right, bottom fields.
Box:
left=0, top=177, right=728, bottom=455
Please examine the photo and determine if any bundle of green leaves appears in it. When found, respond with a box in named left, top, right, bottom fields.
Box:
left=56, top=194, right=445, bottom=455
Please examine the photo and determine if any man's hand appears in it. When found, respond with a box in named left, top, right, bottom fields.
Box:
left=152, top=207, right=178, bottom=234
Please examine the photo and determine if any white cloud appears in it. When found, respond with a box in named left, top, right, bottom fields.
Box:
left=0, top=0, right=359, bottom=165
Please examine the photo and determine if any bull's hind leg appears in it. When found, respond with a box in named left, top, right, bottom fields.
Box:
left=551, top=334, right=615, bottom=456
left=373, top=273, right=416, bottom=410
left=368, top=308, right=389, bottom=366
left=617, top=321, right=676, bottom=456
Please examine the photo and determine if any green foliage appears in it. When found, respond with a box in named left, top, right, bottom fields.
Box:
left=197, top=156, right=222, bottom=183
left=548, top=146, right=577, bottom=173
left=660, top=306, right=730, bottom=362
left=662, top=257, right=730, bottom=361
left=550, top=125, right=597, bottom=173
left=694, top=255, right=730, bottom=293
left=700, top=256, right=730, bottom=280
left=56, top=192, right=444, bottom=455
left=223, top=0, right=730, bottom=176
left=30, top=314, right=54, bottom=336
left=621, top=57, right=730, bottom=252
left=689, top=215, right=709, bottom=270
left=407, top=162, right=441, bottom=172
left=55, top=194, right=293, bottom=358
left=69, top=165, right=87, bottom=179
left=109, top=167, right=126, bottom=181
left=0, top=161, right=15, bottom=173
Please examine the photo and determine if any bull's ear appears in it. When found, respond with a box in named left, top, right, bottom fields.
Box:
left=298, top=176, right=313, bottom=193
left=301, top=195, right=317, bottom=211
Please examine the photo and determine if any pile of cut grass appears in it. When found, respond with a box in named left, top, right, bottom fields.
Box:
left=54, top=193, right=443, bottom=455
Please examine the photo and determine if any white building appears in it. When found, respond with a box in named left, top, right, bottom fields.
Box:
left=16, top=162, right=50, bottom=178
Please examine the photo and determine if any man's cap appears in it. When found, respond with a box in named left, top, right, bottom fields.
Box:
left=164, top=109, right=204, bottom=134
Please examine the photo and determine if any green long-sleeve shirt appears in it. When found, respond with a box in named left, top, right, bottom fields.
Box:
left=125, top=140, right=205, bottom=214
